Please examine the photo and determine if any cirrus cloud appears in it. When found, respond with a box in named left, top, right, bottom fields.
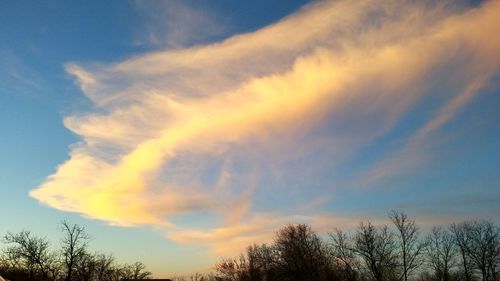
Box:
left=30, top=0, right=500, bottom=255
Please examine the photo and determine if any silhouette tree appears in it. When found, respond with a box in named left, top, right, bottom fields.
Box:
left=247, top=243, right=279, bottom=280
left=214, top=224, right=333, bottom=281
left=450, top=222, right=475, bottom=281
left=120, top=261, right=152, bottom=280
left=0, top=221, right=153, bottom=281
left=2, top=213, right=498, bottom=281
left=389, top=211, right=425, bottom=281
left=330, top=228, right=359, bottom=281
left=354, top=221, right=398, bottom=281
left=425, top=226, right=457, bottom=281
left=3, top=230, right=53, bottom=281
left=94, top=253, right=116, bottom=281
left=214, top=255, right=249, bottom=281
left=74, top=252, right=98, bottom=281
left=464, top=221, right=499, bottom=281
left=273, top=224, right=332, bottom=281
left=61, top=220, right=90, bottom=281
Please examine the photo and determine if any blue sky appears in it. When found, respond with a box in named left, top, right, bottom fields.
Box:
left=1, top=0, right=500, bottom=277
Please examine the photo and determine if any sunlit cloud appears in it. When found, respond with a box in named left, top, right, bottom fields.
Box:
left=166, top=211, right=467, bottom=257
left=166, top=213, right=367, bottom=256
left=30, top=0, right=500, bottom=255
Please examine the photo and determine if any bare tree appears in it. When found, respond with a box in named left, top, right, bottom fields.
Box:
left=214, top=255, right=249, bottom=281
left=450, top=223, right=474, bottom=281
left=330, top=228, right=359, bottom=281
left=247, top=243, right=280, bottom=280
left=465, top=221, right=499, bottom=281
left=94, top=253, right=116, bottom=281
left=46, top=251, right=63, bottom=281
left=3, top=230, right=53, bottom=281
left=60, top=220, right=90, bottom=281
left=0, top=221, right=157, bottom=281
left=74, top=252, right=98, bottom=281
left=120, top=261, right=152, bottom=280
left=245, top=244, right=265, bottom=281
left=390, top=211, right=425, bottom=281
left=273, top=224, right=332, bottom=281
left=425, top=226, right=457, bottom=281
left=354, top=221, right=398, bottom=281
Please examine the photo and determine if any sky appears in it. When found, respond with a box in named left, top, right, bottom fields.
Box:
left=1, top=0, right=500, bottom=277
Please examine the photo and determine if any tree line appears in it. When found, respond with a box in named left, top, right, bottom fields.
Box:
left=202, top=211, right=499, bottom=281
left=1, top=212, right=498, bottom=281
left=0, top=221, right=152, bottom=281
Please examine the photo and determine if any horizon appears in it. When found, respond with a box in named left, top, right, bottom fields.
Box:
left=1, top=0, right=499, bottom=277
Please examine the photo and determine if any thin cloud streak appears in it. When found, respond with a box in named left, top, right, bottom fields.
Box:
left=131, top=0, right=227, bottom=48
left=166, top=211, right=471, bottom=257
left=29, top=0, right=500, bottom=255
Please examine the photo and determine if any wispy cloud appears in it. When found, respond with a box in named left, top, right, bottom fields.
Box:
left=131, top=0, right=227, bottom=48
left=166, top=213, right=379, bottom=256
left=359, top=76, right=492, bottom=185
left=30, top=0, right=500, bottom=255
left=166, top=211, right=465, bottom=256
left=0, top=49, right=46, bottom=99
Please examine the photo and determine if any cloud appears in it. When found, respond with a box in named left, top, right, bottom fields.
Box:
left=356, top=0, right=500, bottom=185
left=166, top=211, right=465, bottom=257
left=359, top=76, right=492, bottom=185
left=166, top=213, right=376, bottom=257
left=0, top=48, right=46, bottom=99
left=132, top=0, right=227, bottom=48
left=30, top=0, right=500, bottom=253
